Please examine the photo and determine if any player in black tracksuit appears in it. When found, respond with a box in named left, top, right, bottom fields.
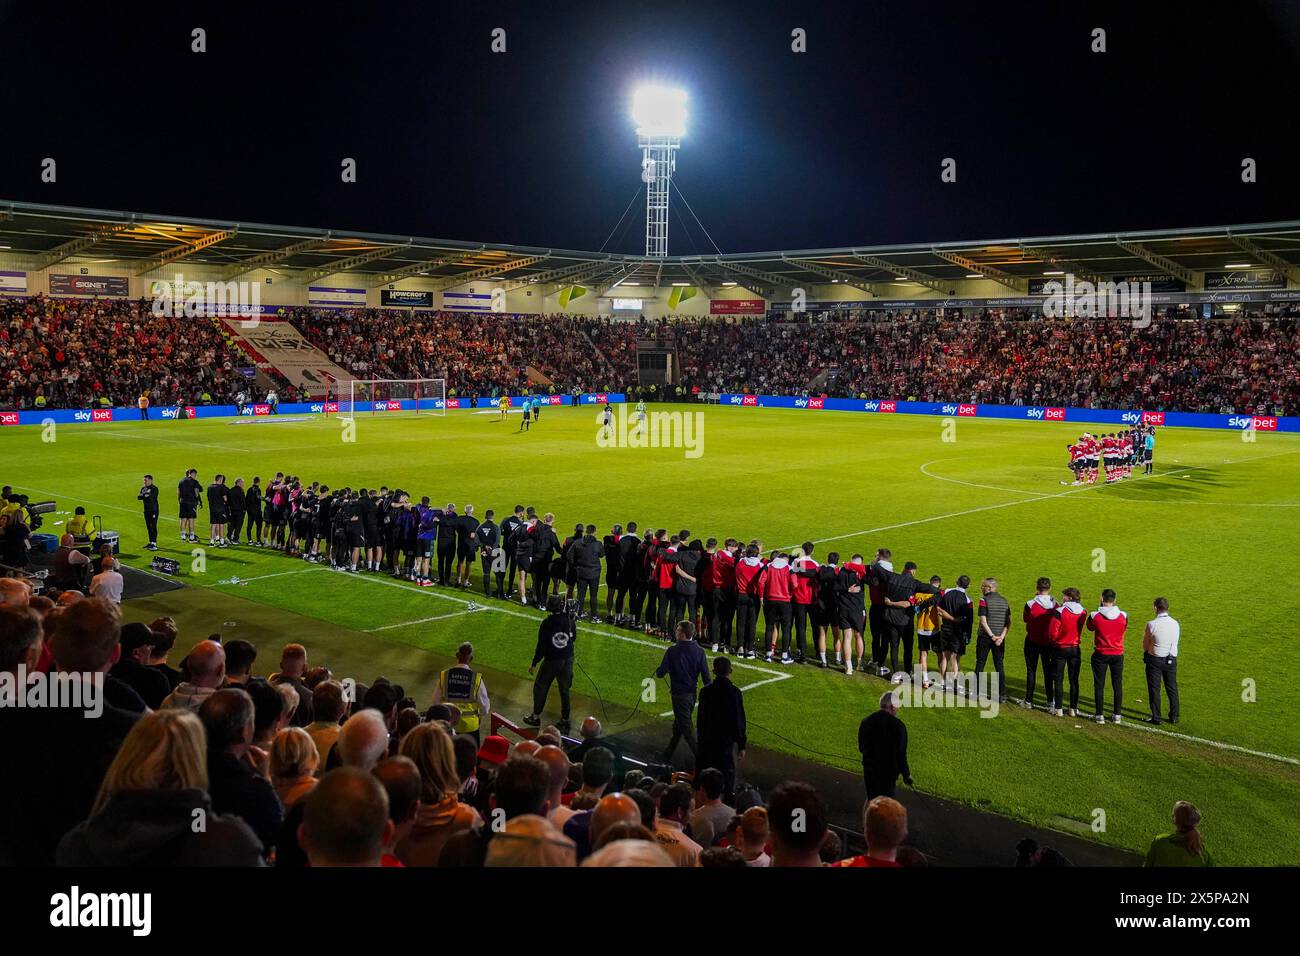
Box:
left=244, top=479, right=263, bottom=545
left=436, top=507, right=458, bottom=585
left=226, top=479, right=246, bottom=544
left=875, top=562, right=941, bottom=677
left=475, top=511, right=501, bottom=597
left=501, top=507, right=525, bottom=588
left=531, top=519, right=559, bottom=604
left=453, top=508, right=479, bottom=587
left=625, top=530, right=655, bottom=627
left=614, top=523, right=640, bottom=622
left=602, top=525, right=623, bottom=619
left=814, top=555, right=841, bottom=668
left=573, top=527, right=604, bottom=620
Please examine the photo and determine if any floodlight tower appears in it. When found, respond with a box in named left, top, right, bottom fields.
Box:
left=633, top=85, right=687, bottom=258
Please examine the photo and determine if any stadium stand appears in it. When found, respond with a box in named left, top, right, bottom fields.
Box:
left=0, top=296, right=293, bottom=410
left=4, top=297, right=1297, bottom=416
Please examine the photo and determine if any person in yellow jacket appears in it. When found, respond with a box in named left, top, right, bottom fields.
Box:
left=431, top=642, right=491, bottom=742
left=138, top=391, right=150, bottom=421
left=914, top=576, right=943, bottom=689
left=65, top=506, right=94, bottom=549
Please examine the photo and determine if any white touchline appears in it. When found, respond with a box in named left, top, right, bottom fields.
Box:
left=233, top=569, right=318, bottom=584
left=1121, top=720, right=1299, bottom=766
left=363, top=607, right=488, bottom=632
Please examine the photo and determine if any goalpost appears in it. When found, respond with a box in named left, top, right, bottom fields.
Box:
left=337, top=378, right=446, bottom=418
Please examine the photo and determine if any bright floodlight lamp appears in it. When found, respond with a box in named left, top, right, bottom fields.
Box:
left=632, top=85, right=688, bottom=137
left=633, top=85, right=687, bottom=258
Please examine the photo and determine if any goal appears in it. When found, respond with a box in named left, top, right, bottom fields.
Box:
left=339, top=378, right=446, bottom=417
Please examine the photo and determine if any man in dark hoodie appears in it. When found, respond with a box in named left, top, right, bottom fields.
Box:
left=199, top=688, right=284, bottom=856
left=110, top=621, right=172, bottom=710
left=0, top=600, right=139, bottom=866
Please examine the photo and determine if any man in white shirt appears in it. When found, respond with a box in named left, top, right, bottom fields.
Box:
left=89, top=554, right=124, bottom=604
left=1142, top=597, right=1180, bottom=725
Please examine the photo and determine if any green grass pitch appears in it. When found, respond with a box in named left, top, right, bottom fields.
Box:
left=5, top=403, right=1299, bottom=864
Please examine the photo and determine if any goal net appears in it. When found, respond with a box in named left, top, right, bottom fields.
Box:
left=339, top=378, right=446, bottom=417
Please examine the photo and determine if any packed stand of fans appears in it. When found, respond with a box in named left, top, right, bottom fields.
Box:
left=4, top=295, right=1297, bottom=416
left=292, top=309, right=638, bottom=397
left=0, top=295, right=292, bottom=410
left=672, top=309, right=1300, bottom=416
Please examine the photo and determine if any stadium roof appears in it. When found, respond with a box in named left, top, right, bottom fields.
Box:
left=2, top=199, right=1299, bottom=295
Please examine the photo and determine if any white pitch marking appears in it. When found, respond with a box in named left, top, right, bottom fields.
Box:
left=792, top=447, right=1300, bottom=550
left=364, top=607, right=488, bottom=632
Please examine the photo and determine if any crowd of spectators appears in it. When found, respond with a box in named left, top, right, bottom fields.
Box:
left=292, top=308, right=638, bottom=397
left=672, top=309, right=1300, bottom=416
left=4, top=295, right=1297, bottom=416
left=0, top=295, right=290, bottom=410
left=0, top=584, right=1217, bottom=868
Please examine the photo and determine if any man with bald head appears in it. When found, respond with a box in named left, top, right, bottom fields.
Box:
left=0, top=577, right=33, bottom=608
left=564, top=791, right=640, bottom=862
left=0, top=600, right=138, bottom=865
left=199, top=687, right=283, bottom=856
left=162, top=639, right=225, bottom=712
left=514, top=739, right=541, bottom=759
left=536, top=744, right=578, bottom=829
left=48, top=533, right=91, bottom=592
left=299, top=767, right=392, bottom=867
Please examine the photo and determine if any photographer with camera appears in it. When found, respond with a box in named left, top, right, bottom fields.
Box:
left=523, top=595, right=576, bottom=732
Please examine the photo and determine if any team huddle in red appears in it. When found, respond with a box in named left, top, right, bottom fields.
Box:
left=1065, top=424, right=1155, bottom=485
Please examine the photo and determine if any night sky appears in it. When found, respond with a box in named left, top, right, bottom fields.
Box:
left=2, top=0, right=1298, bottom=253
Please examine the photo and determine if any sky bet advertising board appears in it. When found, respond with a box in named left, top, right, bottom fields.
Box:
left=0, top=393, right=1288, bottom=432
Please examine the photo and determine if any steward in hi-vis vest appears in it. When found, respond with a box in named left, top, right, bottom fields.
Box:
left=433, top=642, right=490, bottom=740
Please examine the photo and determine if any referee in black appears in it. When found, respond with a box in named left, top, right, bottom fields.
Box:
left=656, top=620, right=711, bottom=766
left=523, top=595, right=575, bottom=732
left=137, top=474, right=160, bottom=551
